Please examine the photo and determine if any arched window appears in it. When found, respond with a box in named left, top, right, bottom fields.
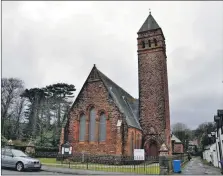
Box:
left=136, top=134, right=140, bottom=149
left=154, top=38, right=157, bottom=46
left=130, top=132, right=134, bottom=156
left=148, top=40, right=151, bottom=47
left=139, top=134, right=141, bottom=148
left=79, top=114, right=86, bottom=141
left=135, top=134, right=138, bottom=149
left=89, top=108, right=96, bottom=142
left=141, top=41, right=145, bottom=48
left=99, top=113, right=106, bottom=142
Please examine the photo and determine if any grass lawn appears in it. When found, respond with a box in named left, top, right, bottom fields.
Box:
left=38, top=158, right=160, bottom=174
left=38, top=158, right=60, bottom=164
left=38, top=158, right=58, bottom=164
left=91, top=165, right=160, bottom=174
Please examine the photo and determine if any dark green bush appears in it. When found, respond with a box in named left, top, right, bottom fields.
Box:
left=35, top=146, right=59, bottom=152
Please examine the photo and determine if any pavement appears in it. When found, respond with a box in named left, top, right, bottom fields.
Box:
left=3, top=157, right=221, bottom=175
left=1, top=168, right=62, bottom=175
left=181, top=157, right=222, bottom=175
left=1, top=166, right=150, bottom=175
left=42, top=165, right=132, bottom=175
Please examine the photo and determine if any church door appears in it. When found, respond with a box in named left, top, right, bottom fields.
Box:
left=149, top=142, right=158, bottom=156
left=145, top=140, right=158, bottom=157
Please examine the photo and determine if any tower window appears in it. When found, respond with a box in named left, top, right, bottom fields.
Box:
left=154, top=39, right=157, bottom=46
left=141, top=41, right=145, bottom=48
left=148, top=40, right=151, bottom=47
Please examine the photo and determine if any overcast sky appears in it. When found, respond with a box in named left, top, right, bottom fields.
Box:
left=2, top=1, right=223, bottom=129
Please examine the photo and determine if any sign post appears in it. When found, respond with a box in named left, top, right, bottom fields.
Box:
left=134, top=149, right=145, bottom=161
left=61, top=142, right=72, bottom=162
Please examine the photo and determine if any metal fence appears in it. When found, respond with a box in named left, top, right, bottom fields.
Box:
left=33, top=152, right=188, bottom=175
left=42, top=153, right=160, bottom=175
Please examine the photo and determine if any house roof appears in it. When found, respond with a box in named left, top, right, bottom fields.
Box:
left=67, top=65, right=142, bottom=131
left=189, top=140, right=198, bottom=146
left=97, top=68, right=142, bottom=130
left=171, top=134, right=182, bottom=143
left=138, top=12, right=160, bottom=33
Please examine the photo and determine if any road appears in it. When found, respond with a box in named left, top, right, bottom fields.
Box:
left=1, top=168, right=136, bottom=175
left=1, top=167, right=149, bottom=175
left=1, top=168, right=64, bottom=175
left=182, top=157, right=221, bottom=175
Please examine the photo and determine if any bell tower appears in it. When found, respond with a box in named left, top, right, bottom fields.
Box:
left=137, top=11, right=171, bottom=156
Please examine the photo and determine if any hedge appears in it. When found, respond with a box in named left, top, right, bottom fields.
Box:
left=7, top=145, right=59, bottom=153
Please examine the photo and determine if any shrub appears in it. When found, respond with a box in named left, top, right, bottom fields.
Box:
left=35, top=146, right=59, bottom=152
left=1, top=135, right=8, bottom=147
left=14, top=145, right=27, bottom=152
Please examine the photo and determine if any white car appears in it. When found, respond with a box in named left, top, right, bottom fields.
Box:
left=1, top=148, right=42, bottom=171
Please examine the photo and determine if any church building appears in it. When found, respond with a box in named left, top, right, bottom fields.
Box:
left=60, top=12, right=171, bottom=157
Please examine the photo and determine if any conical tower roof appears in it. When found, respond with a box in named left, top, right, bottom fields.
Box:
left=138, top=11, right=160, bottom=33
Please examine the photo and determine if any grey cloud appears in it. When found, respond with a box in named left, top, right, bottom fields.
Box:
left=2, top=1, right=223, bottom=129
left=171, top=93, right=222, bottom=130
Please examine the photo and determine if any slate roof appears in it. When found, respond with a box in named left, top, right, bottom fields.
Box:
left=138, top=12, right=160, bottom=33
left=96, top=68, right=142, bottom=130
left=171, top=134, right=182, bottom=143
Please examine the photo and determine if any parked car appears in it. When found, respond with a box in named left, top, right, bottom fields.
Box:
left=1, top=148, right=42, bottom=171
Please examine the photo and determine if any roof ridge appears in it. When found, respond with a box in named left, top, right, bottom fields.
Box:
left=171, top=134, right=182, bottom=143
left=96, top=67, right=141, bottom=130
left=122, top=96, right=141, bottom=129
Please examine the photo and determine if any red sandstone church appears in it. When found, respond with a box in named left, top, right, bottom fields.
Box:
left=60, top=12, right=172, bottom=157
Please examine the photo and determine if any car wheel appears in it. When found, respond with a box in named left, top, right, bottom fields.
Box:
left=16, top=162, right=24, bottom=172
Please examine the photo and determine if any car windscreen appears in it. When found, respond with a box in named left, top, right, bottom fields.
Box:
left=12, top=150, right=27, bottom=157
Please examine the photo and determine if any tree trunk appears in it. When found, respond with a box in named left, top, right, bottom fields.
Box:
left=1, top=96, right=12, bottom=135
left=57, top=103, right=61, bottom=128
left=32, top=96, right=38, bottom=138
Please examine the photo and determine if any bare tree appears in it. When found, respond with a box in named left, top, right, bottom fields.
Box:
left=13, top=98, right=26, bottom=139
left=1, top=78, right=24, bottom=136
left=194, top=122, right=216, bottom=148
left=172, top=122, right=192, bottom=152
left=172, top=122, right=188, bottom=132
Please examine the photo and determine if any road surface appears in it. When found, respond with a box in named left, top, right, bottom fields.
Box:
left=182, top=157, right=221, bottom=175
left=1, top=168, right=67, bottom=175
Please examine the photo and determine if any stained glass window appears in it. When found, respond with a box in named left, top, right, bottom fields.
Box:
left=99, top=113, right=106, bottom=142
left=89, top=108, right=96, bottom=141
left=79, top=114, right=86, bottom=141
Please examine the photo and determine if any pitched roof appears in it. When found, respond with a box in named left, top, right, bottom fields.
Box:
left=67, top=65, right=141, bottom=131
left=97, top=68, right=141, bottom=130
left=171, top=134, right=182, bottom=143
left=138, top=12, right=160, bottom=33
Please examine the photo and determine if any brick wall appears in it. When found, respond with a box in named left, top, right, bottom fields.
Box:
left=174, top=143, right=184, bottom=153
left=67, top=75, right=129, bottom=155
left=137, top=28, right=171, bottom=154
left=125, top=127, right=142, bottom=156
